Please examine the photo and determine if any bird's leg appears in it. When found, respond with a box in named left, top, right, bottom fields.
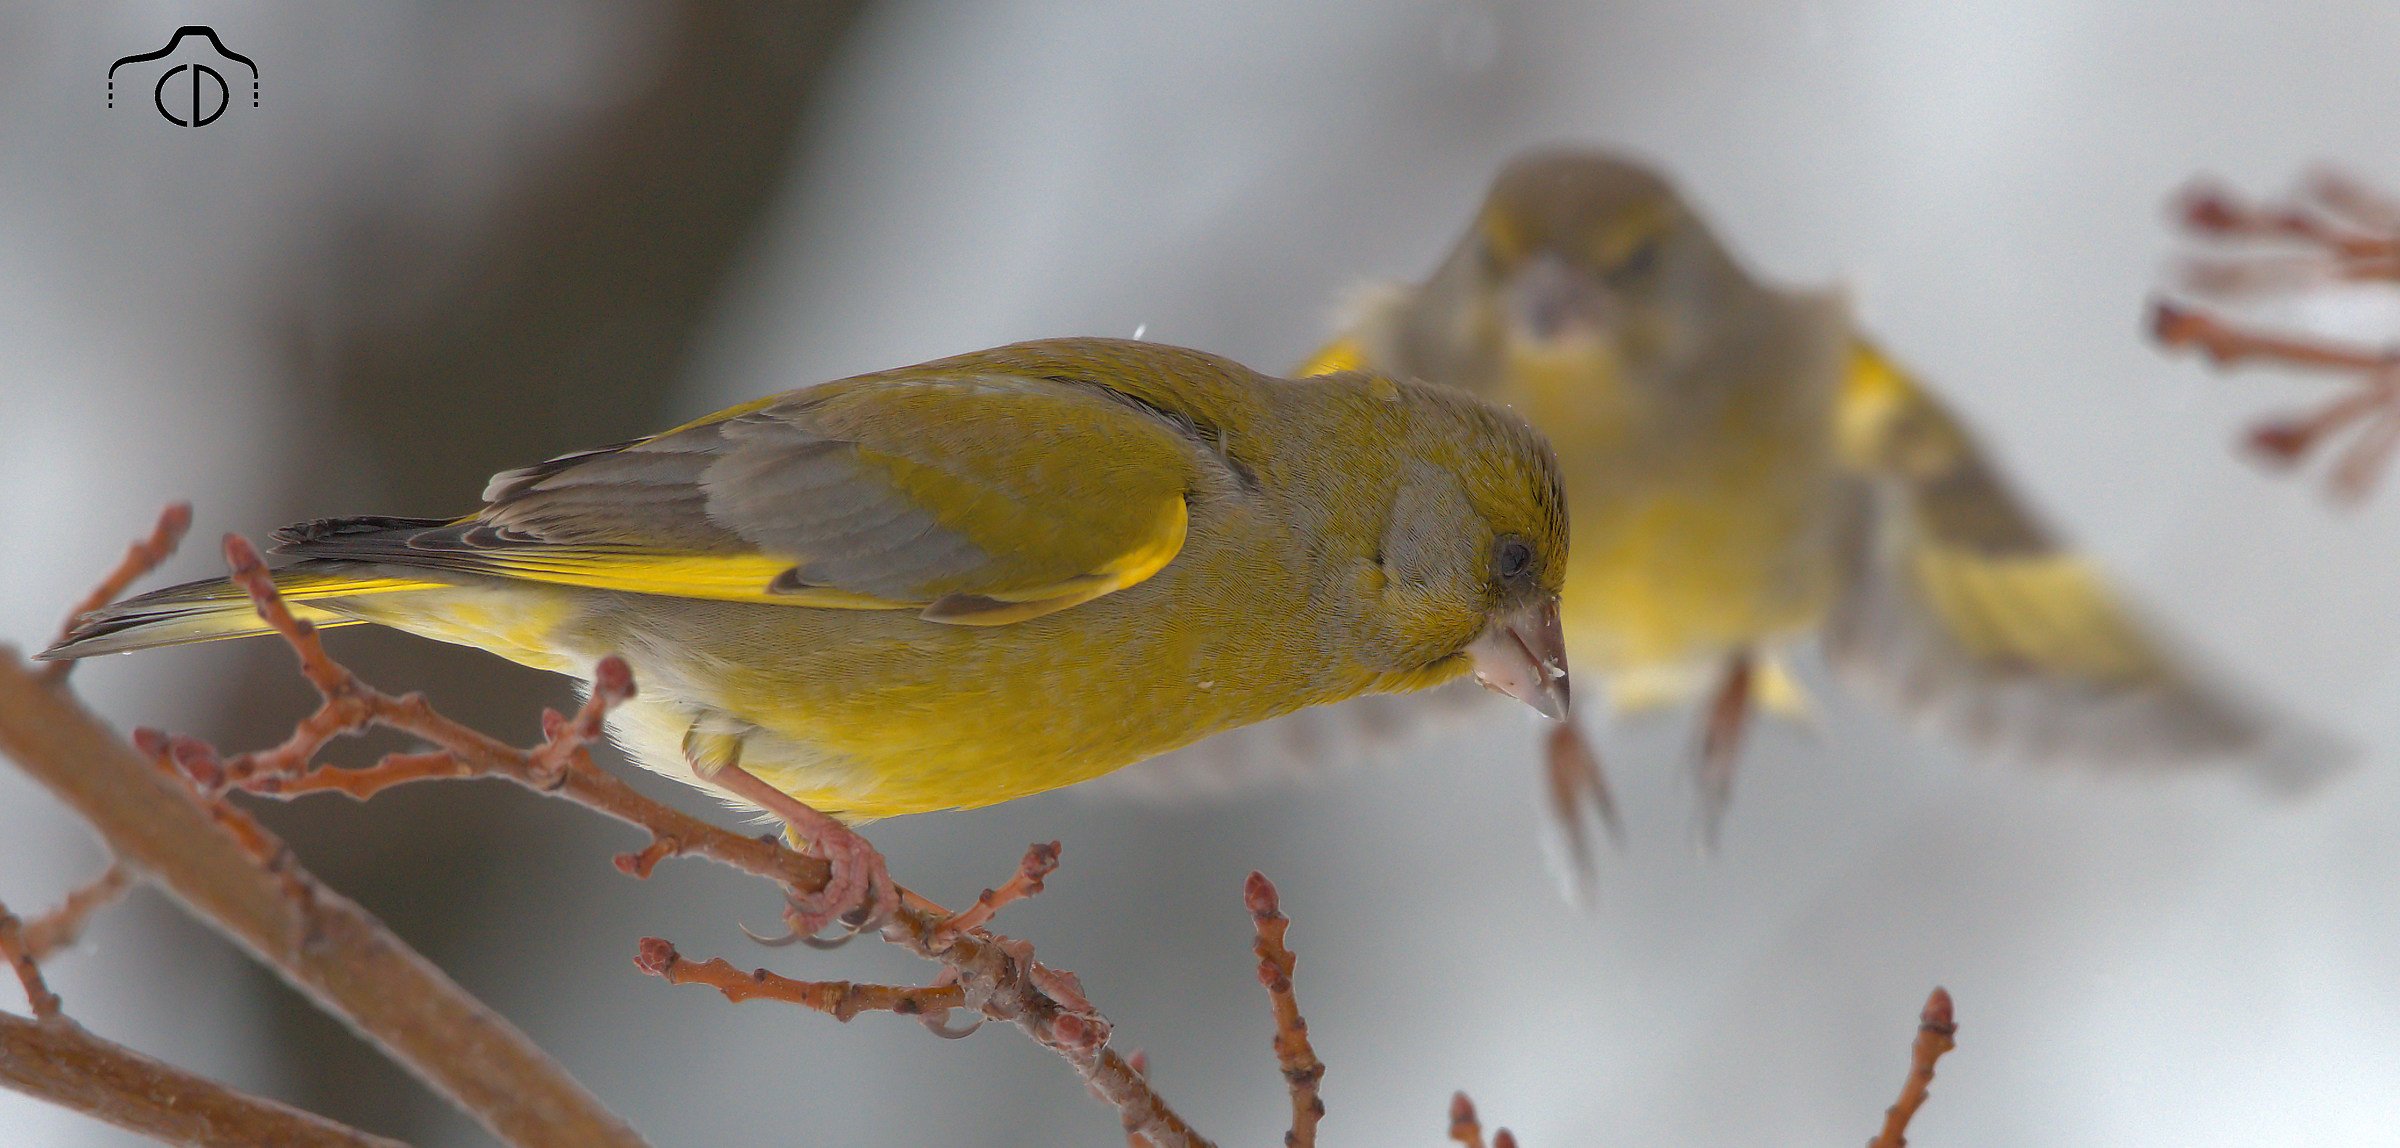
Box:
left=683, top=724, right=899, bottom=939
left=1693, top=652, right=1754, bottom=852
left=1542, top=720, right=1621, bottom=901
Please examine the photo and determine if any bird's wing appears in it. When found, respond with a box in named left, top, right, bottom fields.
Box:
left=275, top=372, right=1200, bottom=626
left=1822, top=340, right=2348, bottom=787
left=1294, top=335, right=1368, bottom=378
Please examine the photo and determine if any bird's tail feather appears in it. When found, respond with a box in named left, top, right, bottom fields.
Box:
left=37, top=566, right=444, bottom=660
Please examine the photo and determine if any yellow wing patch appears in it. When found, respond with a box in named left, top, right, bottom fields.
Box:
left=426, top=493, right=1188, bottom=625
left=446, top=549, right=891, bottom=607
left=1835, top=339, right=1917, bottom=469
left=1295, top=337, right=1368, bottom=377
left=921, top=493, right=1187, bottom=625
left=1908, top=544, right=2163, bottom=685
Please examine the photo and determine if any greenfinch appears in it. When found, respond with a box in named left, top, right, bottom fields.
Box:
left=1144, top=149, right=2341, bottom=837
left=43, top=337, right=1570, bottom=920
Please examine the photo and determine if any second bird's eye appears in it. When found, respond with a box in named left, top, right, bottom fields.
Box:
left=1493, top=535, right=1534, bottom=582
left=1612, top=233, right=1661, bottom=281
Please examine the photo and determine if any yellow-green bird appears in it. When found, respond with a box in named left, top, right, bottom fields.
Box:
left=43, top=337, right=1570, bottom=925
left=1144, top=148, right=2341, bottom=845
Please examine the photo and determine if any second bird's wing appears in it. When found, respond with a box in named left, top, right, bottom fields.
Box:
left=1822, top=341, right=2347, bottom=788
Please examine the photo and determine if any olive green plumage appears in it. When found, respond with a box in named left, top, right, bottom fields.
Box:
left=1311, top=147, right=2343, bottom=784
left=46, top=338, right=1571, bottom=818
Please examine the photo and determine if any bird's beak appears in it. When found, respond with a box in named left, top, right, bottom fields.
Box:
left=1510, top=253, right=1609, bottom=344
left=1468, top=594, right=1571, bottom=721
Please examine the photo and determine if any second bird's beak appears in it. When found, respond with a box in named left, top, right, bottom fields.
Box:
left=1510, top=253, right=1611, bottom=344
left=1467, top=594, right=1571, bottom=721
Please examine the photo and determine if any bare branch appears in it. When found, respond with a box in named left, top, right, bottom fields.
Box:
left=17, top=863, right=135, bottom=962
left=2151, top=299, right=2396, bottom=372
left=1246, top=872, right=1325, bottom=1148
left=1867, top=986, right=1959, bottom=1148
left=2155, top=169, right=2400, bottom=499
left=1447, top=1092, right=1517, bottom=1148
left=933, top=840, right=1061, bottom=945
left=40, top=503, right=192, bottom=686
left=633, top=937, right=968, bottom=1021
left=0, top=902, right=59, bottom=1020
left=0, top=1010, right=406, bottom=1148
left=0, top=655, right=648, bottom=1146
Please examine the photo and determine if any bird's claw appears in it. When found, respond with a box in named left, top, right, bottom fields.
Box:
left=779, top=825, right=900, bottom=940
left=920, top=1010, right=985, bottom=1039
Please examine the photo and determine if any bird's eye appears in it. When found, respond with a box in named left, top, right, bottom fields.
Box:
left=1612, top=233, right=1662, bottom=281
left=1492, top=535, right=1534, bottom=582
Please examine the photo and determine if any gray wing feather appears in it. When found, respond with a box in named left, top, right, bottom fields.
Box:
left=1822, top=476, right=2351, bottom=791
left=465, top=386, right=997, bottom=601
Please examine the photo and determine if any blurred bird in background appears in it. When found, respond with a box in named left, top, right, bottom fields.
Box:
left=45, top=336, right=1570, bottom=926
left=1138, top=147, right=2345, bottom=870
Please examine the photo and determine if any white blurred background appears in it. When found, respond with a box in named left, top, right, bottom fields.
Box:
left=6, top=2, right=2400, bottom=1145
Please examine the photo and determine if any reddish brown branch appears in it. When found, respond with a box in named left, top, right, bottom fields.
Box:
left=2152, top=300, right=2400, bottom=500
left=1447, top=1092, right=1518, bottom=1148
left=1246, top=872, right=1325, bottom=1148
left=634, top=938, right=967, bottom=1021
left=2156, top=169, right=2400, bottom=499
left=2175, top=178, right=2400, bottom=264
left=0, top=538, right=652, bottom=1148
left=2305, top=167, right=2400, bottom=234
left=18, top=862, right=135, bottom=962
left=0, top=902, right=60, bottom=1020
left=41, top=503, right=193, bottom=686
left=0, top=1010, right=407, bottom=1148
left=0, top=861, right=138, bottom=1021
left=635, top=860, right=1207, bottom=1147
left=933, top=840, right=1061, bottom=946
left=2152, top=300, right=2397, bottom=373
left=1867, top=986, right=1959, bottom=1148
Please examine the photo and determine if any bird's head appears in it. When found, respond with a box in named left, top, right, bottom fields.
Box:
left=1406, top=148, right=1758, bottom=395
left=1360, top=380, right=1571, bottom=720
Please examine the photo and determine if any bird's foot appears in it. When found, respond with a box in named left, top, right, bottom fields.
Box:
left=700, top=762, right=901, bottom=939
left=1693, top=652, right=1754, bottom=853
left=1541, top=720, right=1621, bottom=905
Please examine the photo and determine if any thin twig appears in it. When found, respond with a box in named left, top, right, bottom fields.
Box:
left=0, top=902, right=60, bottom=1020
left=634, top=938, right=967, bottom=1021
left=2307, top=167, right=2400, bottom=234
left=2176, top=178, right=2400, bottom=264
left=0, top=533, right=651, bottom=1147
left=1448, top=1092, right=1518, bottom=1148
left=1867, top=986, right=1959, bottom=1148
left=2151, top=300, right=2400, bottom=500
left=17, top=862, right=135, bottom=962
left=1247, top=872, right=1325, bottom=1148
left=0, top=1010, right=407, bottom=1148
left=40, top=503, right=192, bottom=686
left=2152, top=300, right=2397, bottom=372
left=932, top=840, right=1061, bottom=945
left=2155, top=169, right=2400, bottom=499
